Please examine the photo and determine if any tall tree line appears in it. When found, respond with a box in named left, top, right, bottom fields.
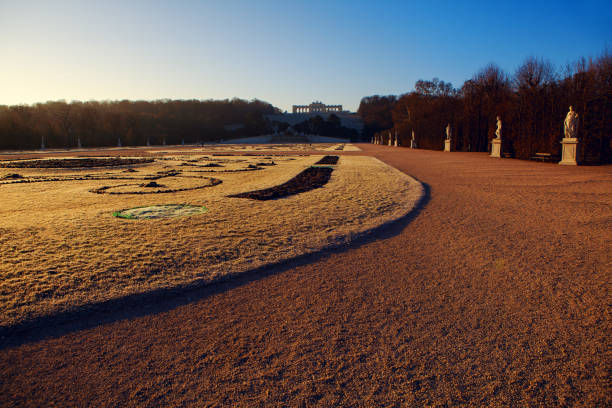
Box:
left=0, top=99, right=278, bottom=150
left=359, top=51, right=611, bottom=164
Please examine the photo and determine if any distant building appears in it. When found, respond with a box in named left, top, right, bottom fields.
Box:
left=292, top=101, right=343, bottom=114
left=266, top=111, right=363, bottom=133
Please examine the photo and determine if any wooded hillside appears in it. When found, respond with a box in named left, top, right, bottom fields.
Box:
left=0, top=99, right=278, bottom=150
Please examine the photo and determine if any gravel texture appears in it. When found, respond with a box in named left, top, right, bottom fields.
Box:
left=0, top=144, right=610, bottom=407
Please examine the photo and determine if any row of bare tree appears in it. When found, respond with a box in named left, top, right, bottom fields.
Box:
left=359, top=52, right=611, bottom=163
left=0, top=99, right=278, bottom=150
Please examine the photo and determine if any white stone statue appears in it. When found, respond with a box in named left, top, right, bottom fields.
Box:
left=495, top=116, right=502, bottom=139
left=444, top=124, right=451, bottom=152
left=564, top=106, right=579, bottom=139
left=411, top=130, right=415, bottom=141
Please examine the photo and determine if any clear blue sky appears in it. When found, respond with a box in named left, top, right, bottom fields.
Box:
left=1, top=0, right=610, bottom=112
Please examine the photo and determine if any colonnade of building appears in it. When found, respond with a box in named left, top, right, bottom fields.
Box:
left=292, top=102, right=343, bottom=114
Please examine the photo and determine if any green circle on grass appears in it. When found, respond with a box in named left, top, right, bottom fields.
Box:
left=113, top=204, right=208, bottom=220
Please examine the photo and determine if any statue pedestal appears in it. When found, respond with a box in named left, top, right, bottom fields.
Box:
left=410, top=140, right=417, bottom=149
left=559, top=138, right=579, bottom=165
left=444, top=139, right=451, bottom=152
left=490, top=138, right=501, bottom=158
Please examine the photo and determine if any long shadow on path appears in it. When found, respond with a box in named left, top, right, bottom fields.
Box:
left=0, top=179, right=431, bottom=351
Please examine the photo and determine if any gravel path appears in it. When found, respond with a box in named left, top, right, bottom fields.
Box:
left=1, top=145, right=610, bottom=407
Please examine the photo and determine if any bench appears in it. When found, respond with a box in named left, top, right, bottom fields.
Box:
left=531, top=152, right=558, bottom=162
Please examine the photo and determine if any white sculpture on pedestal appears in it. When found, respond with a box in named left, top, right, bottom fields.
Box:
left=410, top=130, right=417, bottom=149
left=444, top=123, right=452, bottom=152
left=560, top=106, right=579, bottom=165
left=490, top=116, right=502, bottom=158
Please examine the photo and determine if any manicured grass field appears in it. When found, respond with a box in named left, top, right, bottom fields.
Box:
left=0, top=150, right=421, bottom=328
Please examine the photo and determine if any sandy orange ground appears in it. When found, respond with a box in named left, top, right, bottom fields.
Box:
left=1, top=144, right=610, bottom=406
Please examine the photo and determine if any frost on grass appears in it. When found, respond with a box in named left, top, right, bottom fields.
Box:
left=0, top=153, right=423, bottom=328
left=113, top=204, right=208, bottom=219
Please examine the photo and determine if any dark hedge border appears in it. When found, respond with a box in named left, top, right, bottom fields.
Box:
left=212, top=153, right=309, bottom=157
left=0, top=175, right=142, bottom=185
left=179, top=162, right=225, bottom=167
left=0, top=157, right=154, bottom=169
left=229, top=166, right=333, bottom=201
left=90, top=178, right=222, bottom=194
left=0, top=170, right=208, bottom=186
left=314, top=155, right=339, bottom=165
left=183, top=166, right=262, bottom=173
